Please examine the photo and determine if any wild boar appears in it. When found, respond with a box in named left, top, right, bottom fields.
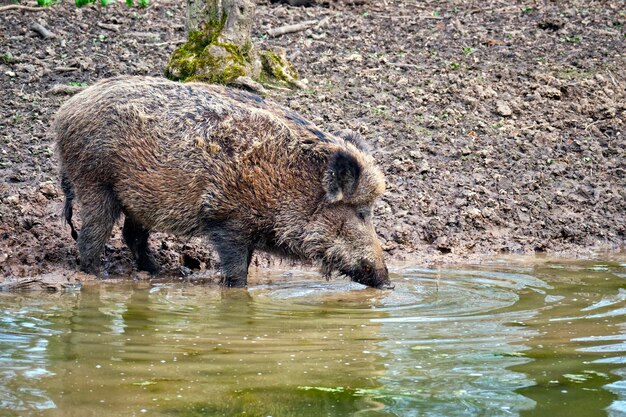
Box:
left=53, top=76, right=392, bottom=289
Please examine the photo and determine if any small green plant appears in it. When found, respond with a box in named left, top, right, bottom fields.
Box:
left=564, top=35, right=582, bottom=43
left=37, top=0, right=54, bottom=6
left=373, top=105, right=389, bottom=116
left=124, top=0, right=148, bottom=7
left=75, top=0, right=95, bottom=7
left=432, top=9, right=440, bottom=17
left=449, top=62, right=460, bottom=70
left=0, top=53, right=15, bottom=64
left=100, top=0, right=114, bottom=6
left=521, top=6, right=534, bottom=14
left=12, top=112, right=23, bottom=124
left=463, top=47, right=476, bottom=56
left=68, top=81, right=87, bottom=87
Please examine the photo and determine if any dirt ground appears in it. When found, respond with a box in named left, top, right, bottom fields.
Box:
left=0, top=0, right=624, bottom=283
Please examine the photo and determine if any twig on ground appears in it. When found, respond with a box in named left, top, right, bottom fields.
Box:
left=97, top=22, right=121, bottom=32
left=389, top=62, right=422, bottom=69
left=126, top=31, right=161, bottom=40
left=315, top=16, right=331, bottom=29
left=585, top=119, right=601, bottom=131
left=367, top=12, right=444, bottom=20
left=467, top=6, right=519, bottom=15
left=267, top=20, right=318, bottom=38
left=142, top=39, right=186, bottom=47
left=54, top=66, right=79, bottom=72
left=48, top=84, right=87, bottom=95
left=589, top=28, right=621, bottom=36
left=0, top=4, right=44, bottom=12
left=606, top=70, right=618, bottom=87
left=31, top=22, right=55, bottom=39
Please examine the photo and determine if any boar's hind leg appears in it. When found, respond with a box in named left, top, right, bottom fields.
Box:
left=77, top=186, right=122, bottom=275
left=122, top=216, right=160, bottom=275
left=213, top=236, right=254, bottom=288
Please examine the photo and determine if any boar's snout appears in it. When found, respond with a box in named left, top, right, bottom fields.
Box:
left=344, top=260, right=394, bottom=290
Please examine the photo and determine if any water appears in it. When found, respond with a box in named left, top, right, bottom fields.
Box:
left=0, top=257, right=625, bottom=417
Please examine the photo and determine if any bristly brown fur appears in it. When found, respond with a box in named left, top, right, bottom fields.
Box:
left=54, top=76, right=391, bottom=288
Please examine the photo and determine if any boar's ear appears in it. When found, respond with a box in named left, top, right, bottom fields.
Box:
left=324, top=151, right=362, bottom=203
left=333, top=129, right=372, bottom=153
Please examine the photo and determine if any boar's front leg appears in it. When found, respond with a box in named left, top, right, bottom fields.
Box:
left=212, top=231, right=254, bottom=287
left=122, top=216, right=160, bottom=275
left=77, top=186, right=122, bottom=275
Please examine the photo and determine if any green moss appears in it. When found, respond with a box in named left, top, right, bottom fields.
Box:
left=215, top=61, right=246, bottom=82
left=165, top=31, right=208, bottom=80
left=259, top=50, right=299, bottom=86
left=240, top=41, right=253, bottom=62
left=260, top=51, right=284, bottom=80
left=219, top=42, right=245, bottom=65
left=165, top=8, right=236, bottom=84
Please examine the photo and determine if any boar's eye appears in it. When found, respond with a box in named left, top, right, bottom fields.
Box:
left=356, top=207, right=371, bottom=221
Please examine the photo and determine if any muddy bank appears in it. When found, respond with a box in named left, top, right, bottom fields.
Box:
left=0, top=0, right=624, bottom=280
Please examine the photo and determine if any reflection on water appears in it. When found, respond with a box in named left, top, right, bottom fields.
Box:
left=0, top=258, right=624, bottom=417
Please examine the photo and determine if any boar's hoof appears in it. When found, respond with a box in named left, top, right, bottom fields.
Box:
left=378, top=281, right=396, bottom=290
left=79, top=259, right=102, bottom=277
left=220, top=276, right=247, bottom=288
left=137, top=257, right=161, bottom=275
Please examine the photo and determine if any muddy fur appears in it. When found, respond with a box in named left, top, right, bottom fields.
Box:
left=53, top=76, right=391, bottom=288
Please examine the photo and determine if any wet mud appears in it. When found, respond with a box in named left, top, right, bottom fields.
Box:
left=0, top=0, right=624, bottom=282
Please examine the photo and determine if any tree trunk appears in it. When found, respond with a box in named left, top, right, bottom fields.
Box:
left=165, top=0, right=301, bottom=91
left=186, top=0, right=255, bottom=47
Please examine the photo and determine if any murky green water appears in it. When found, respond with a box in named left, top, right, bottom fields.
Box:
left=1, top=258, right=625, bottom=417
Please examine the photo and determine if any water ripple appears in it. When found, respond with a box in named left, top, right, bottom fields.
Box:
left=0, top=259, right=624, bottom=416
